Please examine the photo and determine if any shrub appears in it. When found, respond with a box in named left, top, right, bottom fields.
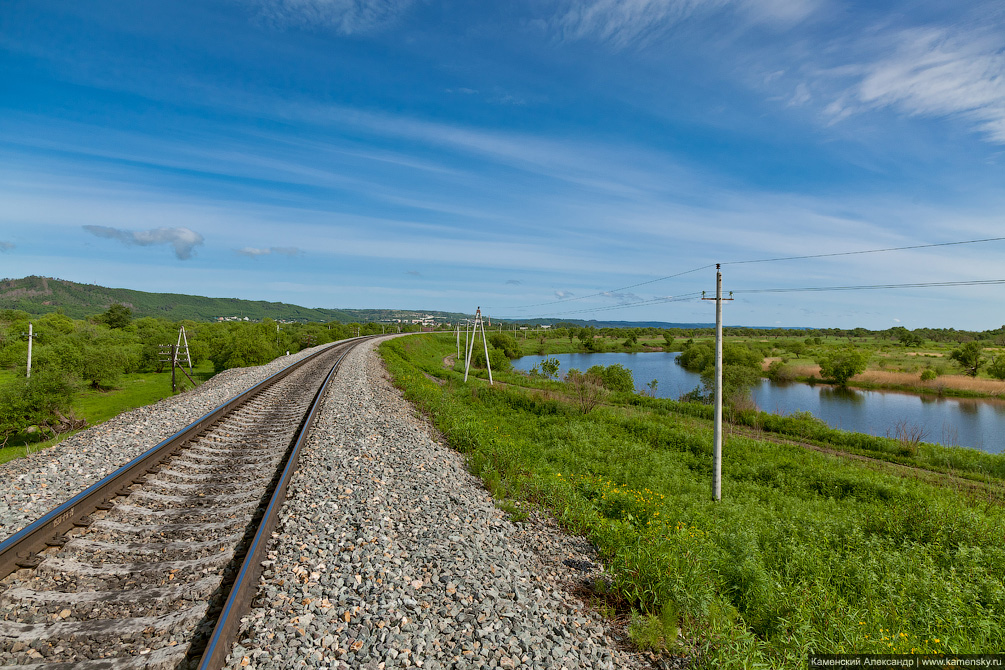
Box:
left=0, top=370, right=78, bottom=443
left=920, top=368, right=938, bottom=382
left=487, top=332, right=520, bottom=359
left=766, top=360, right=797, bottom=382
left=950, top=341, right=984, bottom=377
left=565, top=368, right=603, bottom=414
left=987, top=355, right=1005, bottom=381
left=587, top=364, right=635, bottom=393
left=817, top=349, right=868, bottom=385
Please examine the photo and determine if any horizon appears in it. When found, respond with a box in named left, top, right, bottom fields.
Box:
left=3, top=1, right=1004, bottom=330
left=5, top=274, right=1003, bottom=333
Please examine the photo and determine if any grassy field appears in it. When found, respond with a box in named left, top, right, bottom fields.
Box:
left=0, top=362, right=214, bottom=465
left=382, top=334, right=1005, bottom=667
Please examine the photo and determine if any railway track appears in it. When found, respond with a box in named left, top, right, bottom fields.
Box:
left=0, top=338, right=366, bottom=669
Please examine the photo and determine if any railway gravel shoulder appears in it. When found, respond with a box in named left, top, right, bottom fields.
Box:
left=222, top=337, right=643, bottom=670
left=0, top=345, right=332, bottom=541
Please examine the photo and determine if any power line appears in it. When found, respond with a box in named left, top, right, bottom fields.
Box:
left=510, top=236, right=1005, bottom=317
left=723, top=236, right=1005, bottom=267
left=506, top=235, right=1005, bottom=313
left=733, top=279, right=1005, bottom=294
left=509, top=266, right=714, bottom=310
left=516, top=292, right=703, bottom=320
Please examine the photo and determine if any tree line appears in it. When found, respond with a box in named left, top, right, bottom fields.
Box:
left=0, top=305, right=419, bottom=445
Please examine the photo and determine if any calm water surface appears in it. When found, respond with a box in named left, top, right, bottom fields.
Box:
left=511, top=352, right=1005, bottom=454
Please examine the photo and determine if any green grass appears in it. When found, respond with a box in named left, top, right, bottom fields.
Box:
left=382, top=334, right=1005, bottom=667
left=0, top=362, right=215, bottom=465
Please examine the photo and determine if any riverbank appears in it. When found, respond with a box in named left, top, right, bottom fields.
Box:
left=381, top=334, right=1005, bottom=665
left=509, top=334, right=1005, bottom=400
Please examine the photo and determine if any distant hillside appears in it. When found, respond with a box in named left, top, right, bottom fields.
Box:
left=0, top=276, right=467, bottom=324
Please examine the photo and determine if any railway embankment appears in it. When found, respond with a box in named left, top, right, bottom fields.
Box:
left=222, top=338, right=637, bottom=669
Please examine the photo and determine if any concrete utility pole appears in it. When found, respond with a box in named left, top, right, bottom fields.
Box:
left=26, top=323, right=33, bottom=378
left=702, top=264, right=732, bottom=501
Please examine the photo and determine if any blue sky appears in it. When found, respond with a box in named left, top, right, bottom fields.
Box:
left=2, top=0, right=1004, bottom=329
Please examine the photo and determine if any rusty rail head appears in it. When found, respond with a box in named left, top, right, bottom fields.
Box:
left=0, top=339, right=354, bottom=581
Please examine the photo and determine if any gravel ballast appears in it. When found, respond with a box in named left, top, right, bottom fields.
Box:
left=0, top=344, right=335, bottom=541
left=223, top=337, right=639, bottom=669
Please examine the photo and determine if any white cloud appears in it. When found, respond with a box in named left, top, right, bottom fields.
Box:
left=83, top=225, right=204, bottom=260
left=552, top=0, right=817, bottom=49
left=849, top=27, right=1005, bottom=143
left=253, top=0, right=414, bottom=34
left=236, top=246, right=303, bottom=257
left=555, top=0, right=732, bottom=49
left=555, top=289, right=575, bottom=299
left=601, top=290, right=642, bottom=303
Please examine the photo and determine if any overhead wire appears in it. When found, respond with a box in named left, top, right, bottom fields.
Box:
left=732, top=279, right=1005, bottom=294
left=505, top=234, right=1005, bottom=319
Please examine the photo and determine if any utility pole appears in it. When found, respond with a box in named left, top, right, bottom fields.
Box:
left=463, top=308, right=493, bottom=384
left=26, top=323, right=33, bottom=378
left=464, top=319, right=471, bottom=360
left=702, top=264, right=732, bottom=501
left=456, top=324, right=461, bottom=359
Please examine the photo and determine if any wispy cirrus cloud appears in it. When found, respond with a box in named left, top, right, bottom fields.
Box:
left=405, top=269, right=422, bottom=277
left=553, top=0, right=817, bottom=49
left=236, top=246, right=303, bottom=257
left=0, top=241, right=14, bottom=252
left=83, top=225, right=204, bottom=260
left=505, top=279, right=522, bottom=285
left=831, top=26, right=1005, bottom=143
left=555, top=289, right=574, bottom=299
left=253, top=0, right=414, bottom=34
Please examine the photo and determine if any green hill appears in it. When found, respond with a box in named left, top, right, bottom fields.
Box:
left=0, top=276, right=466, bottom=324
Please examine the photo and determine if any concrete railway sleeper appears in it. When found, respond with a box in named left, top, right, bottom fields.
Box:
left=0, top=338, right=367, bottom=669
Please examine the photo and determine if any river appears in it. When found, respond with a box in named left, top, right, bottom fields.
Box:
left=510, top=352, right=1005, bottom=454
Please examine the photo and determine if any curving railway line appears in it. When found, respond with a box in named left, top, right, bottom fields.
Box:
left=0, top=337, right=368, bottom=669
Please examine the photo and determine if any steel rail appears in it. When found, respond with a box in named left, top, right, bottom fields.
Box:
left=0, top=338, right=359, bottom=582
left=197, top=344, right=351, bottom=669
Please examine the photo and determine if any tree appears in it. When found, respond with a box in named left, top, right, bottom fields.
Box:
left=565, top=368, right=603, bottom=414
left=950, top=341, right=984, bottom=377
left=818, top=349, right=869, bottom=385
left=0, top=370, right=78, bottom=445
left=587, top=364, right=635, bottom=393
left=987, top=355, right=1005, bottom=381
left=102, top=303, right=132, bottom=329
left=540, top=357, right=560, bottom=380
left=488, top=332, right=520, bottom=359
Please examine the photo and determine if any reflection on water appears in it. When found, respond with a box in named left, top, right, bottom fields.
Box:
left=819, top=386, right=864, bottom=405
left=511, top=352, right=1004, bottom=454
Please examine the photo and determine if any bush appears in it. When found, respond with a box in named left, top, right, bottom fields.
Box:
left=565, top=368, right=603, bottom=414
left=766, top=360, right=796, bottom=382
left=920, top=368, right=938, bottom=382
left=470, top=346, right=512, bottom=372
left=987, top=355, right=1005, bottom=381
left=818, top=349, right=868, bottom=385
left=587, top=364, right=635, bottom=393
left=0, top=370, right=78, bottom=443
left=949, top=341, right=984, bottom=377
left=488, top=333, right=520, bottom=359
left=678, top=341, right=762, bottom=373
